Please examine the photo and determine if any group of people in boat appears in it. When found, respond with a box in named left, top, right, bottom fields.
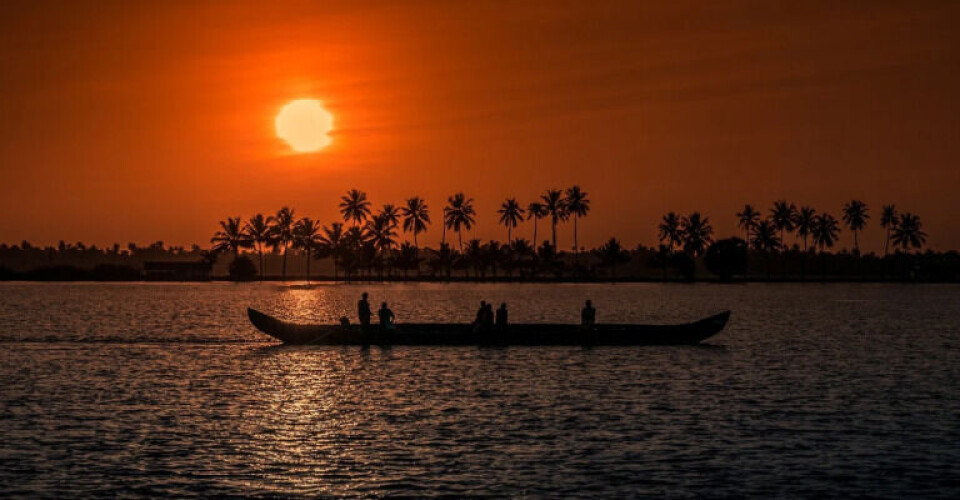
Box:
left=350, top=292, right=596, bottom=330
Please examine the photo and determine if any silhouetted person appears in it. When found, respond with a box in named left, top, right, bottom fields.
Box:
left=485, top=303, right=495, bottom=331
left=358, top=292, right=372, bottom=327
left=495, top=303, right=508, bottom=329
left=378, top=302, right=395, bottom=329
left=475, top=301, right=490, bottom=333
left=581, top=300, right=596, bottom=326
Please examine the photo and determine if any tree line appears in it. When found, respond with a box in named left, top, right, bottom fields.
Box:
left=0, top=191, right=948, bottom=281
left=206, top=190, right=935, bottom=282
left=209, top=187, right=592, bottom=281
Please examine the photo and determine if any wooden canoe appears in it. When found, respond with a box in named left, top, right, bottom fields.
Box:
left=248, top=308, right=730, bottom=346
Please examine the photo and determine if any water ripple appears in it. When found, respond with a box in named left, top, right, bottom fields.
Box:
left=0, top=283, right=959, bottom=497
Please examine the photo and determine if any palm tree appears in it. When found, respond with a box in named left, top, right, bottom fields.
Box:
left=841, top=200, right=870, bottom=255
left=379, top=204, right=400, bottom=229
left=509, top=238, right=534, bottom=277
left=497, top=198, right=525, bottom=243
left=564, top=186, right=590, bottom=256
left=431, top=242, right=455, bottom=280
left=464, top=239, right=485, bottom=278
left=812, top=214, right=840, bottom=252
left=394, top=243, right=421, bottom=278
left=681, top=212, right=713, bottom=257
left=365, top=215, right=397, bottom=279
left=292, top=218, right=321, bottom=283
left=211, top=217, right=251, bottom=256
left=812, top=213, right=840, bottom=279
left=736, top=204, right=761, bottom=243
left=526, top=201, right=548, bottom=246
left=793, top=206, right=816, bottom=280
left=596, top=238, right=630, bottom=279
left=751, top=220, right=781, bottom=252
left=658, top=212, right=684, bottom=252
left=752, top=220, right=781, bottom=279
left=794, top=206, right=816, bottom=252
left=401, top=197, right=430, bottom=249
left=443, top=193, right=476, bottom=251
left=365, top=214, right=398, bottom=256
left=340, top=226, right=365, bottom=281
left=880, top=204, right=898, bottom=257
left=891, top=212, right=926, bottom=253
left=541, top=189, right=568, bottom=249
left=770, top=200, right=797, bottom=251
left=317, top=223, right=345, bottom=281
left=271, top=207, right=296, bottom=281
left=243, top=213, right=274, bottom=280
left=339, top=189, right=371, bottom=227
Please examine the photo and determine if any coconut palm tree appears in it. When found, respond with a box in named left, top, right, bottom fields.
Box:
left=736, top=204, right=761, bottom=243
left=812, top=214, right=840, bottom=252
left=243, top=213, right=274, bottom=280
left=464, top=239, right=485, bottom=278
left=394, top=243, right=421, bottom=278
left=379, top=204, right=400, bottom=230
left=339, top=189, right=371, bottom=227
left=812, top=213, right=840, bottom=279
left=541, top=189, right=568, bottom=249
left=880, top=204, right=898, bottom=257
left=770, top=200, right=797, bottom=251
left=752, top=220, right=781, bottom=279
left=596, top=238, right=630, bottom=279
left=340, top=226, right=365, bottom=281
left=401, top=197, right=430, bottom=249
left=564, top=186, right=590, bottom=256
left=271, top=207, right=296, bottom=281
left=293, top=217, right=321, bottom=283
left=841, top=200, right=870, bottom=255
left=365, top=214, right=398, bottom=256
left=526, top=201, right=548, bottom=246
left=497, top=198, right=525, bottom=243
left=443, top=193, right=476, bottom=251
left=658, top=212, right=684, bottom=253
left=794, top=206, right=816, bottom=252
left=317, top=222, right=345, bottom=281
left=752, top=220, right=781, bottom=252
left=892, top=212, right=926, bottom=253
left=211, top=217, right=251, bottom=256
left=508, top=238, right=534, bottom=277
left=681, top=212, right=713, bottom=257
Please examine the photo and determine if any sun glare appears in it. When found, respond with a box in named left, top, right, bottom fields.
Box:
left=275, top=99, right=334, bottom=153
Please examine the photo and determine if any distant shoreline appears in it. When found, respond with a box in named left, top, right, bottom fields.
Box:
left=1, top=276, right=956, bottom=284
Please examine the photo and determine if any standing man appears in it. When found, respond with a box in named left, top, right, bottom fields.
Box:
left=358, top=292, right=372, bottom=327
left=581, top=300, right=596, bottom=326
left=474, top=301, right=490, bottom=333
left=495, top=303, right=509, bottom=329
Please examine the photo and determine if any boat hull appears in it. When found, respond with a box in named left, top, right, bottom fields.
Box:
left=247, top=308, right=730, bottom=346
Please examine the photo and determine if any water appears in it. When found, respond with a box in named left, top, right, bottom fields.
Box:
left=1, top=282, right=959, bottom=498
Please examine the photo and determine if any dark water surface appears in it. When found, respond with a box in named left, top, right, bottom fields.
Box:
left=1, top=283, right=959, bottom=498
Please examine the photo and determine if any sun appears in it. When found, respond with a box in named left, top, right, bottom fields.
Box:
left=275, top=99, right=334, bottom=153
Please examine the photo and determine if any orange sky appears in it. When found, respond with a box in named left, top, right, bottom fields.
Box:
left=1, top=0, right=958, bottom=252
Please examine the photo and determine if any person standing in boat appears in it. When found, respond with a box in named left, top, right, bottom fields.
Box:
left=581, top=300, right=596, bottom=326
left=495, top=303, right=508, bottom=329
left=378, top=302, right=396, bottom=330
left=474, top=301, right=487, bottom=332
left=358, top=292, right=372, bottom=327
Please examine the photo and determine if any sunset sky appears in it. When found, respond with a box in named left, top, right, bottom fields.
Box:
left=1, top=0, right=958, bottom=252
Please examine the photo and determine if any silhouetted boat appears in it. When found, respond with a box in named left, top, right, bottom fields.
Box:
left=247, top=308, right=730, bottom=346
